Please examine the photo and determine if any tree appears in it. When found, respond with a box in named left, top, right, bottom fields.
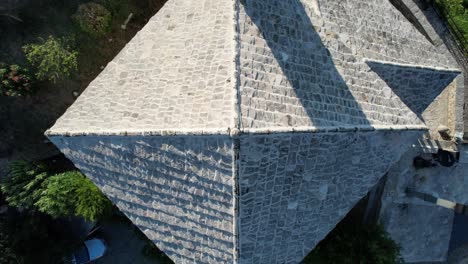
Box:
left=303, top=224, right=403, bottom=264
left=442, top=0, right=467, bottom=14
left=36, top=171, right=113, bottom=222
left=1, top=161, right=49, bottom=209
left=22, top=36, right=78, bottom=83
left=1, top=162, right=113, bottom=222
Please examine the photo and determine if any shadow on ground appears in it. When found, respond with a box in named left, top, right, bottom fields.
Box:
left=95, top=216, right=173, bottom=264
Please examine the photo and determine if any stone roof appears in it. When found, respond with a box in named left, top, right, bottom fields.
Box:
left=47, top=0, right=463, bottom=263
left=48, top=0, right=237, bottom=135
left=47, top=0, right=460, bottom=136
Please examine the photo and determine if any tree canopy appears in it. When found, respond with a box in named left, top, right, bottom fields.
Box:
left=1, top=161, right=113, bottom=222
left=303, top=224, right=403, bottom=264
left=1, top=160, right=49, bottom=209
left=36, top=171, right=113, bottom=222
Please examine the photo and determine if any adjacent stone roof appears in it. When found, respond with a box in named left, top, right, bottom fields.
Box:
left=47, top=0, right=460, bottom=136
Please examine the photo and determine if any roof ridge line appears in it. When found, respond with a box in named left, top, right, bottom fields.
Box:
left=232, top=0, right=241, bottom=263
left=363, top=58, right=462, bottom=73
left=45, top=124, right=427, bottom=138
left=232, top=0, right=242, bottom=134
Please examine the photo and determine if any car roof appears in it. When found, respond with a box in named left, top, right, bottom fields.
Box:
left=84, top=238, right=106, bottom=260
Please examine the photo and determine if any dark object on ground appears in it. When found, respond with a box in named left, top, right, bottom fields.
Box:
left=454, top=204, right=468, bottom=214
left=433, top=149, right=458, bottom=167
left=70, top=238, right=107, bottom=264
left=405, top=187, right=438, bottom=203
left=406, top=188, right=468, bottom=215
left=413, top=156, right=436, bottom=169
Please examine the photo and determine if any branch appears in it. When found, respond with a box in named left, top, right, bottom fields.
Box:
left=0, top=13, right=23, bottom=22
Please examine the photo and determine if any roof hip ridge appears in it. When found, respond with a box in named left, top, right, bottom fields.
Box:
left=45, top=124, right=428, bottom=138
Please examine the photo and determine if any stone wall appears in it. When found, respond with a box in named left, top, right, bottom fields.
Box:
left=49, top=135, right=236, bottom=263
left=237, top=130, right=422, bottom=264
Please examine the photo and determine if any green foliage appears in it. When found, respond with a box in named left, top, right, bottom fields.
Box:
left=74, top=175, right=113, bottom=222
left=436, top=0, right=468, bottom=48
left=1, top=161, right=113, bottom=222
left=36, top=171, right=113, bottom=222
left=35, top=171, right=85, bottom=218
left=22, top=36, right=78, bottom=82
left=441, top=0, right=467, bottom=14
left=100, top=0, right=132, bottom=20
left=303, top=224, right=403, bottom=264
left=72, top=2, right=112, bottom=37
left=1, top=161, right=49, bottom=209
left=437, top=0, right=465, bottom=15
left=0, top=63, right=34, bottom=96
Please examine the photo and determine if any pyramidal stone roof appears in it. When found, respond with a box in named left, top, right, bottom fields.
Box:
left=47, top=0, right=461, bottom=263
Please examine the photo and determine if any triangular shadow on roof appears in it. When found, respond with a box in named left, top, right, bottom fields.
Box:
left=366, top=60, right=459, bottom=118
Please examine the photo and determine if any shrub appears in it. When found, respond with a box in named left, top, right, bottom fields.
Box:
left=1, top=162, right=113, bottom=222
left=36, top=171, right=113, bottom=222
left=72, top=2, right=112, bottom=37
left=303, top=224, right=403, bottom=264
left=22, top=36, right=78, bottom=83
left=0, top=63, right=34, bottom=96
left=436, top=0, right=468, bottom=46
left=441, top=0, right=467, bottom=14
left=1, top=161, right=49, bottom=209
